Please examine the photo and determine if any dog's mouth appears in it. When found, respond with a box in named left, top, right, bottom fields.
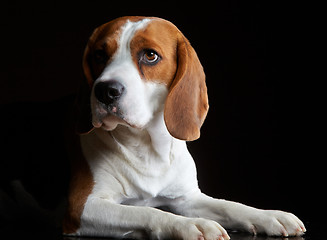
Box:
left=92, top=103, right=140, bottom=131
left=92, top=114, right=125, bottom=131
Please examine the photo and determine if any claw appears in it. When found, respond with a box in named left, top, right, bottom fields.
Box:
left=223, top=233, right=231, bottom=240
left=281, top=227, right=289, bottom=237
left=251, top=225, right=257, bottom=236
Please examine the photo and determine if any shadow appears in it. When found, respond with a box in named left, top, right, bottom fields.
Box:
left=229, top=232, right=305, bottom=240
left=63, top=233, right=305, bottom=240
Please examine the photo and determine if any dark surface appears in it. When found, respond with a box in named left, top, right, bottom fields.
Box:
left=61, top=221, right=324, bottom=240
left=0, top=1, right=321, bottom=240
left=61, top=229, right=320, bottom=240
left=0, top=222, right=322, bottom=240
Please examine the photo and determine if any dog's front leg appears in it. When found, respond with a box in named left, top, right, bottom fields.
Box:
left=76, top=196, right=229, bottom=240
left=174, top=193, right=306, bottom=237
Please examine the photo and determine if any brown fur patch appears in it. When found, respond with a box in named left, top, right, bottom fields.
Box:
left=130, top=19, right=178, bottom=86
left=62, top=135, right=94, bottom=234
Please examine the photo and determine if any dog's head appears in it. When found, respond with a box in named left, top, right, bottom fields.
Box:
left=76, top=16, right=209, bottom=141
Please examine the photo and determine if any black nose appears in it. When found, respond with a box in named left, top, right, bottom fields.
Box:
left=94, top=81, right=125, bottom=105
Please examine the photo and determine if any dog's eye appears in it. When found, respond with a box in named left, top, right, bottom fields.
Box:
left=144, top=50, right=158, bottom=62
left=141, top=49, right=160, bottom=65
left=94, top=49, right=108, bottom=64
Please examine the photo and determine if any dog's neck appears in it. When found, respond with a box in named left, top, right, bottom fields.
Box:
left=145, top=111, right=174, bottom=159
left=93, top=111, right=178, bottom=165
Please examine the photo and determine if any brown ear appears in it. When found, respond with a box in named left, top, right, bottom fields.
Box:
left=164, top=34, right=209, bottom=141
left=75, top=37, right=96, bottom=135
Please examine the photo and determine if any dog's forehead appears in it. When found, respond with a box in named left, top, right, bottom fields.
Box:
left=91, top=17, right=179, bottom=48
left=131, top=19, right=179, bottom=49
left=90, top=17, right=180, bottom=86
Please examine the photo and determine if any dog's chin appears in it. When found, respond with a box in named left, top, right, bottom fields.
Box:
left=92, top=114, right=123, bottom=131
left=92, top=113, right=142, bottom=132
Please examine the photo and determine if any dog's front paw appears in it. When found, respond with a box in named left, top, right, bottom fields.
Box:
left=155, top=217, right=229, bottom=240
left=245, top=210, right=306, bottom=237
left=176, top=218, right=230, bottom=240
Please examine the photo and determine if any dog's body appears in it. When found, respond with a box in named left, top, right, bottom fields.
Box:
left=63, top=16, right=305, bottom=239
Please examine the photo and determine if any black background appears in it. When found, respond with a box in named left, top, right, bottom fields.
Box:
left=0, top=0, right=322, bottom=239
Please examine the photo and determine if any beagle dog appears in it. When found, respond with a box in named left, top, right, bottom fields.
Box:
left=63, top=16, right=306, bottom=239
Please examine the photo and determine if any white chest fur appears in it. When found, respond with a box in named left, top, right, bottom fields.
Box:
left=80, top=112, right=200, bottom=205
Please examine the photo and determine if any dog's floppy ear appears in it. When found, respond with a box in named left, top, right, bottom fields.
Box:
left=75, top=31, right=98, bottom=135
left=164, top=33, right=209, bottom=141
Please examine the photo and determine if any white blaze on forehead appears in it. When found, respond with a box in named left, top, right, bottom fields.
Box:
left=98, top=18, right=151, bottom=79
left=114, top=19, right=151, bottom=61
